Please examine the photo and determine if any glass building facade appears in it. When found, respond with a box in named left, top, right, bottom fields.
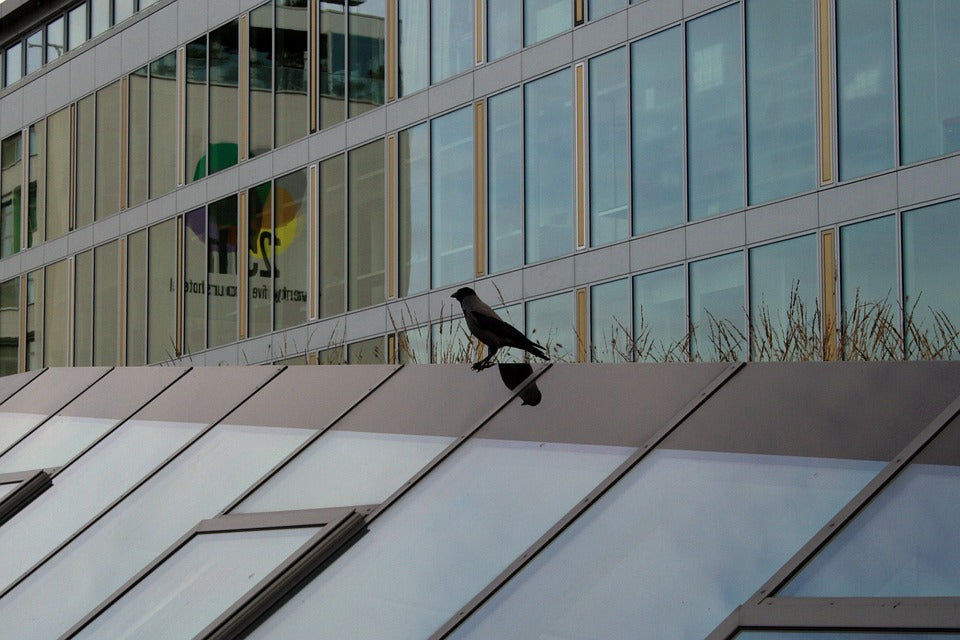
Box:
left=0, top=0, right=958, bottom=373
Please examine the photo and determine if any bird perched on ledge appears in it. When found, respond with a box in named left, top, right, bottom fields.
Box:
left=451, top=287, right=549, bottom=371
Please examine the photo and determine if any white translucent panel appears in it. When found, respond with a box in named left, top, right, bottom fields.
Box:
left=452, top=450, right=882, bottom=640
left=247, top=438, right=632, bottom=639
left=0, top=482, right=17, bottom=501
left=76, top=527, right=319, bottom=639
left=0, top=424, right=312, bottom=640
left=0, top=412, right=47, bottom=452
left=234, top=430, right=453, bottom=513
left=0, top=420, right=204, bottom=592
left=0, top=416, right=116, bottom=473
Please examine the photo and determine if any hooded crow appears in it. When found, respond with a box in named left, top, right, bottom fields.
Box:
left=451, top=287, right=548, bottom=371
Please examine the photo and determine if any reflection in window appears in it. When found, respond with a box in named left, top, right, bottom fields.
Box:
left=46, top=107, right=70, bottom=241
left=398, top=1, right=428, bottom=96
left=746, top=0, right=816, bottom=204
left=526, top=291, right=575, bottom=362
left=208, top=196, right=239, bottom=348
left=276, top=0, right=309, bottom=146
left=634, top=266, right=686, bottom=362
left=525, top=0, right=571, bottom=47
left=128, top=66, right=149, bottom=208
left=25, top=30, right=42, bottom=76
left=248, top=182, right=273, bottom=337
left=487, top=0, right=521, bottom=62
left=209, top=20, right=240, bottom=174
left=397, top=325, right=429, bottom=363
left=431, top=313, right=473, bottom=363
left=525, top=69, right=573, bottom=264
left=5, top=43, right=22, bottom=86
left=349, top=0, right=386, bottom=116
left=68, top=4, right=87, bottom=51
left=431, top=0, right=473, bottom=84
left=318, top=2, right=346, bottom=127
left=148, top=220, right=177, bottom=364
left=488, top=88, right=522, bottom=274
left=687, top=6, right=743, bottom=220
left=186, top=36, right=208, bottom=183
left=899, top=0, right=960, bottom=164
left=347, top=337, right=385, bottom=363
left=690, top=251, right=744, bottom=361
left=320, top=155, right=346, bottom=318
left=76, top=94, right=95, bottom=227
left=0, top=133, right=22, bottom=258
left=274, top=169, right=310, bottom=331
left=398, top=123, right=429, bottom=297
left=184, top=208, right=206, bottom=354
left=149, top=54, right=177, bottom=199
left=43, top=260, right=68, bottom=367
left=91, top=0, right=110, bottom=38
left=348, top=140, right=385, bottom=310
left=590, top=0, right=625, bottom=20
left=589, top=47, right=628, bottom=246
left=840, top=216, right=898, bottom=359
left=25, top=269, right=41, bottom=370
left=432, top=106, right=474, bottom=287
left=0, top=279, right=19, bottom=375
left=748, top=235, right=818, bottom=360
left=96, top=81, right=122, bottom=219
left=47, top=17, right=65, bottom=62
left=837, top=0, right=895, bottom=180
left=126, top=230, right=147, bottom=365
left=902, top=199, right=960, bottom=359
left=115, top=0, right=135, bottom=24
left=0, top=415, right=116, bottom=474
left=591, top=278, right=630, bottom=362
left=93, top=244, right=118, bottom=366
left=75, top=249, right=93, bottom=366
left=250, top=2, right=274, bottom=156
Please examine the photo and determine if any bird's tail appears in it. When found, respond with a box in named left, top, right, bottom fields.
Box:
left=524, top=341, right=548, bottom=360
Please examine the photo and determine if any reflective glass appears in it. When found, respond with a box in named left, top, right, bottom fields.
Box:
left=208, top=196, right=239, bottom=348
left=525, top=0, right=570, bottom=47
left=126, top=229, right=147, bottom=365
left=74, top=249, right=93, bottom=366
left=25, top=269, right=41, bottom=370
left=431, top=0, right=472, bottom=84
left=1, top=133, right=22, bottom=258
left=0, top=412, right=46, bottom=453
left=526, top=291, right=575, bottom=362
left=398, top=0, right=427, bottom=95
left=184, top=208, right=206, bottom=353
left=590, top=47, right=629, bottom=246
left=91, top=0, right=110, bottom=37
left=397, top=326, right=429, bottom=363
left=76, top=527, right=319, bottom=639
left=319, top=155, right=345, bottom=317
left=902, top=200, right=960, bottom=359
left=43, top=259, right=68, bottom=367
left=114, top=0, right=134, bottom=24
left=209, top=20, right=240, bottom=174
left=4, top=43, right=21, bottom=86
left=248, top=181, right=273, bottom=336
left=591, top=278, right=630, bottom=362
left=149, top=53, right=177, bottom=198
left=746, top=0, right=816, bottom=204
left=348, top=140, right=385, bottom=310
left=186, top=36, right=207, bottom=182
left=840, top=216, right=898, bottom=359
left=348, top=0, right=386, bottom=116
left=249, top=2, right=274, bottom=156
left=0, top=482, right=17, bottom=501
left=247, top=438, right=630, bottom=639
left=898, top=0, right=960, bottom=164
left=0, top=415, right=115, bottom=473
left=25, top=30, right=41, bottom=76
left=26, top=122, right=44, bottom=248
left=590, top=0, right=625, bottom=20
left=147, top=219, right=177, bottom=364
left=0, top=423, right=312, bottom=640
left=632, top=27, right=683, bottom=234
left=748, top=235, right=818, bottom=361
left=46, top=106, right=71, bottom=240
left=46, top=17, right=65, bottom=62
left=487, top=0, right=521, bottom=61
left=0, top=279, right=19, bottom=376
left=525, top=69, right=573, bottom=264
left=274, top=169, right=310, bottom=330
left=346, top=337, right=385, bottom=363
left=690, top=251, right=745, bottom=361
left=398, top=123, right=429, bottom=296
left=687, top=6, right=743, bottom=220
left=634, top=265, right=686, bottom=362
left=68, top=4, right=87, bottom=50
left=276, top=0, right=309, bottom=146
left=432, top=106, right=474, bottom=287
left=318, top=2, right=346, bottom=127
left=93, top=242, right=118, bottom=365
left=431, top=314, right=474, bottom=363
left=128, top=65, right=149, bottom=207
left=75, top=94, right=95, bottom=227
left=837, top=0, right=895, bottom=180
left=96, top=81, right=121, bottom=219
left=488, top=88, right=522, bottom=273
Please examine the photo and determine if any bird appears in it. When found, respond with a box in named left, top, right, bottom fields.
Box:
left=451, top=287, right=548, bottom=371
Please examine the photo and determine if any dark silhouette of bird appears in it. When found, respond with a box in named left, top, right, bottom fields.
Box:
left=451, top=287, right=548, bottom=371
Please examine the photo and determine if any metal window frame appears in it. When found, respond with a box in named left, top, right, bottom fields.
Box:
left=0, top=468, right=53, bottom=526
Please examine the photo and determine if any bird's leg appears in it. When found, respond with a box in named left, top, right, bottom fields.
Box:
left=472, top=347, right=498, bottom=371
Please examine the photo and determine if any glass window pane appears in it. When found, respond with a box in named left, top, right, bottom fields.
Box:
left=487, top=0, right=521, bottom=61
left=5, top=42, right=22, bottom=86
left=840, top=216, right=898, bottom=359
left=1, top=133, right=22, bottom=258
left=25, top=30, right=42, bottom=75
left=209, top=20, right=240, bottom=174
left=398, top=123, right=429, bottom=296
left=525, top=69, right=573, bottom=264
left=248, top=182, right=273, bottom=337
left=186, top=36, right=207, bottom=182
left=27, top=121, right=45, bottom=249
left=46, top=106, right=71, bottom=240
left=431, top=314, right=475, bottom=363
left=0, top=424, right=312, bottom=640
left=207, top=196, right=239, bottom=348
left=47, top=17, right=65, bottom=62
left=346, top=336, right=385, bottom=363
left=348, top=140, right=385, bottom=310
left=128, top=65, right=149, bottom=208
left=525, top=0, right=570, bottom=47
left=147, top=219, right=177, bottom=364
left=748, top=235, right=818, bottom=361
left=746, top=0, right=816, bottom=204
left=149, top=53, right=177, bottom=199
left=91, top=0, right=110, bottom=37
left=319, top=154, right=345, bottom=317
left=526, top=291, right=575, bottom=362
left=348, top=0, right=385, bottom=116
left=397, top=325, right=429, bottom=363
left=68, top=4, right=88, bottom=51
left=591, top=278, right=630, bottom=362
left=0, top=278, right=19, bottom=376
left=432, top=106, right=474, bottom=287
left=25, top=269, right=42, bottom=370
left=837, top=0, right=895, bottom=180
left=184, top=208, right=206, bottom=353
left=898, top=0, right=960, bottom=164
left=114, top=0, right=134, bottom=23
left=274, top=168, right=309, bottom=330
left=488, top=88, right=522, bottom=273
left=398, top=0, right=428, bottom=95
left=589, top=47, right=628, bottom=246
left=96, top=81, right=122, bottom=219
left=589, top=0, right=625, bottom=20
left=76, top=94, right=95, bottom=228
left=687, top=6, right=743, bottom=220
left=690, top=251, right=745, bottom=361
left=74, top=250, right=93, bottom=366
left=902, top=199, right=960, bottom=359
left=0, top=412, right=46, bottom=453
left=250, top=2, right=274, bottom=156
left=275, top=0, right=309, bottom=146
left=431, top=0, right=473, bottom=84
left=0, top=416, right=116, bottom=474
left=126, top=230, right=147, bottom=365
left=75, top=527, right=319, bottom=639
left=93, top=241, right=118, bottom=365
left=634, top=265, right=686, bottom=361
left=318, top=2, right=346, bottom=127
left=43, top=259, right=68, bottom=367
left=0, top=482, right=18, bottom=501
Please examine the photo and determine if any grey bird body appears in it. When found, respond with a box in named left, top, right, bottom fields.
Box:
left=451, top=287, right=548, bottom=370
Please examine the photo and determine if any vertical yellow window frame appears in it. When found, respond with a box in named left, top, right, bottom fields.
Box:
left=238, top=191, right=248, bottom=339
left=475, top=0, right=484, bottom=65
left=576, top=287, right=588, bottom=362
left=475, top=101, right=486, bottom=277
left=575, top=0, right=585, bottom=26
left=818, top=0, right=834, bottom=185
left=386, top=0, right=398, bottom=102
left=821, top=229, right=838, bottom=360
left=574, top=62, right=586, bottom=250
left=387, top=134, right=397, bottom=300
